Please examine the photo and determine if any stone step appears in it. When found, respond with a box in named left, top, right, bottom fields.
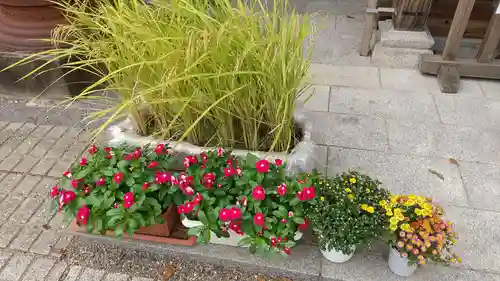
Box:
left=70, top=230, right=497, bottom=281
left=371, top=43, right=433, bottom=69
left=379, top=20, right=434, bottom=50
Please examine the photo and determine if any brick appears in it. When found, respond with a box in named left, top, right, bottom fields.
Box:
left=79, top=268, right=106, bottom=281
left=27, top=125, right=53, bottom=139
left=0, top=154, right=24, bottom=171
left=63, top=266, right=82, bottom=281
left=0, top=173, right=23, bottom=201
left=0, top=252, right=35, bottom=281
left=0, top=196, right=25, bottom=225
left=130, top=277, right=154, bottom=281
left=54, top=235, right=73, bottom=252
left=9, top=226, right=42, bottom=251
left=48, top=213, right=66, bottom=230
left=0, top=123, right=23, bottom=145
left=0, top=122, right=8, bottom=132
left=21, top=256, right=56, bottom=281
left=103, top=273, right=129, bottom=281
left=0, top=221, right=23, bottom=248
left=28, top=200, right=55, bottom=227
left=29, top=230, right=58, bottom=255
left=30, top=159, right=57, bottom=176
left=9, top=197, right=43, bottom=224
left=11, top=175, right=42, bottom=198
left=0, top=124, right=43, bottom=160
left=0, top=172, right=6, bottom=183
left=0, top=250, right=13, bottom=268
left=44, top=128, right=81, bottom=160
left=44, top=260, right=68, bottom=281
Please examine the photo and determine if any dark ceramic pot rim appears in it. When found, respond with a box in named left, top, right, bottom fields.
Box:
left=0, top=0, right=53, bottom=7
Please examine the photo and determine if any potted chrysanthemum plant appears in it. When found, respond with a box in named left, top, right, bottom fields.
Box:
left=381, top=194, right=461, bottom=276
left=179, top=149, right=316, bottom=255
left=307, top=172, right=390, bottom=263
left=50, top=143, right=186, bottom=241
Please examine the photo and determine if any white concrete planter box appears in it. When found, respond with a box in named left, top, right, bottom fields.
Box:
left=106, top=105, right=318, bottom=174
left=182, top=217, right=303, bottom=247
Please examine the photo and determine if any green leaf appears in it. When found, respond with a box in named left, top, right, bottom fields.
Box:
left=74, top=169, right=91, bottom=179
left=281, top=241, right=296, bottom=248
left=290, top=197, right=300, bottom=206
left=198, top=210, right=209, bottom=225
left=117, top=160, right=128, bottom=170
left=202, top=229, right=211, bottom=243
left=106, top=208, right=123, bottom=217
left=213, top=189, right=226, bottom=197
left=126, top=177, right=135, bottom=187
left=158, top=187, right=167, bottom=200
left=187, top=226, right=203, bottom=236
left=238, top=236, right=253, bottom=246
left=85, top=194, right=103, bottom=208
left=115, top=225, right=124, bottom=239
left=242, top=220, right=255, bottom=235
left=101, top=168, right=115, bottom=177
left=293, top=217, right=305, bottom=225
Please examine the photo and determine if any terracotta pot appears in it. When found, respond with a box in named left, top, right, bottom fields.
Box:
left=70, top=205, right=197, bottom=246
left=135, top=205, right=178, bottom=237
left=0, top=0, right=65, bottom=51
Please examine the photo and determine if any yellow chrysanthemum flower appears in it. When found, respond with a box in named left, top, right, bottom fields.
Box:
left=396, top=213, right=405, bottom=221
left=421, top=209, right=431, bottom=217
left=345, top=188, right=352, bottom=193
left=386, top=210, right=393, bottom=216
left=404, top=199, right=416, bottom=206
left=349, top=178, right=356, bottom=183
left=408, top=194, right=416, bottom=200
left=401, top=223, right=411, bottom=232
left=390, top=217, right=399, bottom=225
left=423, top=202, right=433, bottom=211
left=320, top=196, right=325, bottom=201
left=347, top=194, right=354, bottom=200
left=367, top=206, right=375, bottom=213
left=416, top=197, right=425, bottom=205
left=361, top=204, right=368, bottom=210
left=415, top=208, right=422, bottom=216
left=390, top=224, right=398, bottom=231
left=394, top=208, right=403, bottom=214
left=379, top=200, right=387, bottom=206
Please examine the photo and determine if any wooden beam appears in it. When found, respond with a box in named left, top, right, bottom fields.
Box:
left=477, top=3, right=500, bottom=63
left=437, top=66, right=460, bottom=93
left=393, top=0, right=434, bottom=31
left=359, top=0, right=378, bottom=56
left=420, top=54, right=500, bottom=79
left=442, top=0, right=477, bottom=61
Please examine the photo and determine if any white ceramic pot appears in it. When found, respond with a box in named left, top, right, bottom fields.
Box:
left=182, top=217, right=304, bottom=247
left=388, top=247, right=417, bottom=277
left=321, top=245, right=355, bottom=263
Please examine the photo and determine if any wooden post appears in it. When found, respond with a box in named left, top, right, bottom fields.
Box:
left=360, top=0, right=378, bottom=56
left=393, top=0, right=433, bottom=31
left=441, top=0, right=477, bottom=61
left=477, top=3, right=500, bottom=63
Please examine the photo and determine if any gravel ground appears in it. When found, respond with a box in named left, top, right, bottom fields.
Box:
left=63, top=237, right=296, bottom=281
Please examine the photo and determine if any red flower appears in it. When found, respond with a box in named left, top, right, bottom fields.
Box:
left=271, top=237, right=278, bottom=246
left=181, top=186, right=195, bottom=196
left=217, top=147, right=224, bottom=157
left=177, top=205, right=185, bottom=214
left=236, top=167, right=242, bottom=176
left=105, top=154, right=112, bottom=159
left=50, top=186, right=59, bottom=198
left=159, top=172, right=171, bottom=184
left=63, top=171, right=72, bottom=178
left=62, top=190, right=76, bottom=203
left=113, top=172, right=124, bottom=184
left=252, top=185, right=265, bottom=201
left=219, top=208, right=231, bottom=222
left=79, top=157, right=87, bottom=166
left=124, top=153, right=133, bottom=161
left=230, top=207, right=242, bottom=220
left=276, top=183, right=287, bottom=197
left=147, top=161, right=159, bottom=169
left=105, top=147, right=112, bottom=153
left=223, top=167, right=235, bottom=177
left=88, top=144, right=97, bottom=154
left=281, top=218, right=287, bottom=223
left=229, top=221, right=243, bottom=235
left=183, top=155, right=197, bottom=168
left=123, top=201, right=134, bottom=209
left=123, top=192, right=134, bottom=202
left=142, top=182, right=150, bottom=191
left=275, top=159, right=283, bottom=166
left=283, top=247, right=291, bottom=255
left=184, top=202, right=194, bottom=214
left=298, top=219, right=309, bottom=231
left=200, top=152, right=208, bottom=161
left=71, top=180, right=80, bottom=189
left=96, top=178, right=105, bottom=186
left=133, top=149, right=142, bottom=160
left=113, top=202, right=118, bottom=208
left=303, top=186, right=316, bottom=200
left=83, top=186, right=92, bottom=195
left=255, top=159, right=270, bottom=173
left=193, top=193, right=203, bottom=205
left=154, top=143, right=165, bottom=155
left=253, top=213, right=265, bottom=226
left=76, top=205, right=90, bottom=225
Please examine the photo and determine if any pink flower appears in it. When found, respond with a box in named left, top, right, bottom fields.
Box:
left=123, top=192, right=134, bottom=202
left=183, top=155, right=197, bottom=168
left=255, top=159, right=270, bottom=173
left=79, top=157, right=87, bottom=166
left=276, top=183, right=287, bottom=197
left=123, top=201, right=134, bottom=209
left=298, top=219, right=309, bottom=230
left=224, top=167, right=235, bottom=177
left=63, top=171, right=72, bottom=178
left=50, top=186, right=59, bottom=198
left=113, top=202, right=118, bottom=208
left=183, top=202, right=194, bottom=214
left=274, top=159, right=283, bottom=166
left=219, top=208, right=231, bottom=222
left=230, top=207, right=242, bottom=220
left=177, top=205, right=185, bottom=214
left=252, top=186, right=265, bottom=201
left=236, top=167, right=242, bottom=176
left=76, top=205, right=90, bottom=225
left=253, top=213, right=265, bottom=226
left=297, top=186, right=316, bottom=201
left=62, top=190, right=76, bottom=203
left=133, top=149, right=142, bottom=159
left=147, top=161, right=159, bottom=169
left=281, top=218, right=287, bottom=223
left=283, top=247, right=291, bottom=255
left=154, top=144, right=165, bottom=155
left=96, top=178, right=105, bottom=186
left=288, top=211, right=293, bottom=217
left=113, top=172, right=124, bottom=184
left=124, top=153, right=133, bottom=161
left=193, top=193, right=203, bottom=205
left=217, top=147, right=224, bottom=157
left=142, top=182, right=150, bottom=191
left=88, top=144, right=98, bottom=154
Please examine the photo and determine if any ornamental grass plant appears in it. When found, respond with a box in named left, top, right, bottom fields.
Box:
left=308, top=172, right=390, bottom=255
left=14, top=0, right=312, bottom=152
